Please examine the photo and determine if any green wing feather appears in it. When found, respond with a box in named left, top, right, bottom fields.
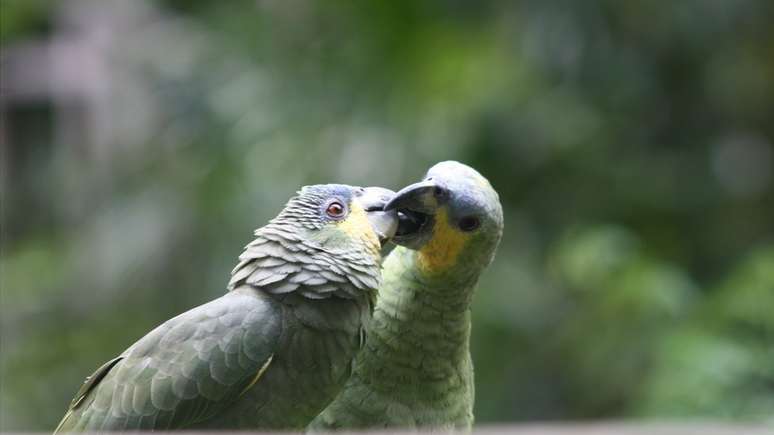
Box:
left=54, top=287, right=280, bottom=432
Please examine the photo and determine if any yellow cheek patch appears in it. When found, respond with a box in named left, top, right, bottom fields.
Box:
left=418, top=209, right=471, bottom=274
left=336, top=201, right=381, bottom=258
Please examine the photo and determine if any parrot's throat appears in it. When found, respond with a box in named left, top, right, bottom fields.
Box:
left=366, top=247, right=479, bottom=374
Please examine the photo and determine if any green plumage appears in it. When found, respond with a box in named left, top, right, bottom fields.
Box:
left=55, top=184, right=395, bottom=432
left=56, top=287, right=282, bottom=432
left=310, top=161, right=503, bottom=431
left=310, top=247, right=477, bottom=430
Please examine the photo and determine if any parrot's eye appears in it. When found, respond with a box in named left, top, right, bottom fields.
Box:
left=458, top=216, right=481, bottom=232
left=326, top=201, right=346, bottom=218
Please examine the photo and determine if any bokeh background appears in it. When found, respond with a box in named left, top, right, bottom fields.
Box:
left=2, top=0, right=774, bottom=431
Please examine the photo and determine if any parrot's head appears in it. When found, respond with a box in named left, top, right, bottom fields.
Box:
left=230, top=185, right=398, bottom=297
left=271, top=184, right=398, bottom=262
left=386, top=161, right=503, bottom=277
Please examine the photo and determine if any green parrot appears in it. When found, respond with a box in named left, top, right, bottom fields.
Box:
left=54, top=184, right=398, bottom=432
left=310, top=161, right=504, bottom=431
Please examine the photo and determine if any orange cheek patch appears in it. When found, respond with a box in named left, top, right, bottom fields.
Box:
left=336, top=201, right=381, bottom=259
left=418, top=209, right=470, bottom=274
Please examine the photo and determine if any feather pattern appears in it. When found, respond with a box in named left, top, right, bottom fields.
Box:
left=55, top=287, right=281, bottom=432
left=228, top=218, right=380, bottom=300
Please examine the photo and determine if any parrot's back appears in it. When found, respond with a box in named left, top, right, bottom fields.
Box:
left=56, top=287, right=370, bottom=432
left=55, top=287, right=283, bottom=432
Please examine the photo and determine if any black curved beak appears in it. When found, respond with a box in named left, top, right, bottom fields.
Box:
left=383, top=180, right=445, bottom=245
left=356, top=187, right=399, bottom=246
left=384, top=180, right=441, bottom=214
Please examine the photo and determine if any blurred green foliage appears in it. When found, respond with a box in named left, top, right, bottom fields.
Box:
left=1, top=0, right=773, bottom=430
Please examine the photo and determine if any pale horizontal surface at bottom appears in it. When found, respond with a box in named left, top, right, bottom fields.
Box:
left=24, top=420, right=773, bottom=435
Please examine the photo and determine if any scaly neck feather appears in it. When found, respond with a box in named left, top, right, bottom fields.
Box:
left=365, top=246, right=480, bottom=374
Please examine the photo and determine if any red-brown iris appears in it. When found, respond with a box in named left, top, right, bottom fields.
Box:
left=326, top=201, right=346, bottom=218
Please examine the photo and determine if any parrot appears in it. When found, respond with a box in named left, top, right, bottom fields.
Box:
left=54, top=184, right=398, bottom=432
left=309, top=161, right=504, bottom=431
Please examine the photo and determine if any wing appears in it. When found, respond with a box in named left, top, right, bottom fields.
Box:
left=54, top=287, right=280, bottom=432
